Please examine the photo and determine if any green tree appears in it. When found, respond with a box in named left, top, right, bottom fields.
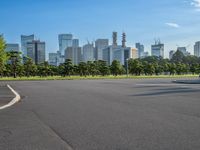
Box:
left=16, top=64, right=24, bottom=77
left=78, top=62, right=88, bottom=76
left=146, top=63, right=155, bottom=75
left=38, top=61, right=51, bottom=77
left=190, top=63, right=199, bottom=74
left=0, top=36, right=8, bottom=77
left=168, top=63, right=176, bottom=75
left=63, top=59, right=74, bottom=77
left=171, top=50, right=185, bottom=63
left=7, top=51, right=22, bottom=78
left=87, top=61, right=99, bottom=76
left=110, top=60, right=123, bottom=76
left=24, top=57, right=34, bottom=77
left=98, top=60, right=110, bottom=76
left=141, top=56, right=159, bottom=64
left=176, top=63, right=184, bottom=75
left=154, top=63, right=162, bottom=75
left=129, top=59, right=143, bottom=76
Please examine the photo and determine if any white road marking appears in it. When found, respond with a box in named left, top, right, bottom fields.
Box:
left=0, top=85, right=21, bottom=110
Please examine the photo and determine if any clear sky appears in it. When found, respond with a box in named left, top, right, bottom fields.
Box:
left=1, top=0, right=200, bottom=58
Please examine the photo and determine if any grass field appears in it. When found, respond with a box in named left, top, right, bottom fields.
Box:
left=0, top=74, right=199, bottom=81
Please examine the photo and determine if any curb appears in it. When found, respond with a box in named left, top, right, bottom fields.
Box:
left=0, top=85, right=21, bottom=110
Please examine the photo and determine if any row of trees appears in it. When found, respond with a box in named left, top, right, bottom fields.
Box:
left=1, top=36, right=200, bottom=78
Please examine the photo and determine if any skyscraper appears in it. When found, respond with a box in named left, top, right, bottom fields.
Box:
left=83, top=42, right=95, bottom=62
left=95, top=39, right=109, bottom=60
left=169, top=50, right=175, bottom=60
left=27, top=40, right=45, bottom=64
left=58, top=34, right=73, bottom=56
left=65, top=39, right=82, bottom=65
left=136, top=43, right=144, bottom=58
left=131, top=48, right=138, bottom=59
left=49, top=53, right=58, bottom=66
left=194, top=41, right=200, bottom=57
left=103, top=46, right=132, bottom=65
left=103, top=46, right=113, bottom=65
left=5, top=44, right=20, bottom=52
left=103, top=32, right=132, bottom=65
left=21, top=34, right=34, bottom=56
left=151, top=41, right=164, bottom=58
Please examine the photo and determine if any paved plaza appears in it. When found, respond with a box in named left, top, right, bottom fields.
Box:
left=0, top=79, right=200, bottom=150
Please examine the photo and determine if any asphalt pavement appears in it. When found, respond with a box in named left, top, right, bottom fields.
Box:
left=0, top=79, right=200, bottom=150
left=0, top=85, right=14, bottom=108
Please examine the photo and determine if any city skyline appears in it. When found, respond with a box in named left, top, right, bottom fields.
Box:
left=1, top=0, right=200, bottom=57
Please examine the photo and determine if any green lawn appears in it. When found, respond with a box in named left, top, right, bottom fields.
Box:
left=0, top=74, right=199, bottom=81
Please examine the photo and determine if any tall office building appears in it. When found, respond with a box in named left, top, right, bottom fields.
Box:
left=136, top=43, right=144, bottom=58
left=103, top=46, right=113, bottom=65
left=72, top=39, right=82, bottom=65
left=65, top=39, right=82, bottom=65
left=103, top=32, right=132, bottom=65
left=58, top=34, right=73, bottom=56
left=49, top=53, right=58, bottom=66
left=151, top=41, right=164, bottom=58
left=194, top=41, right=200, bottom=57
left=65, top=47, right=82, bottom=65
left=27, top=40, right=45, bottom=64
left=72, top=39, right=79, bottom=47
left=169, top=50, right=175, bottom=60
left=112, top=46, right=125, bottom=65
left=21, top=35, right=34, bottom=56
left=5, top=44, right=20, bottom=52
left=95, top=39, right=109, bottom=60
left=103, top=46, right=132, bottom=65
left=83, top=42, right=95, bottom=62
left=131, top=48, right=138, bottom=59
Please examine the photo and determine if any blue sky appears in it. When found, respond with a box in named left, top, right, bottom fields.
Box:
left=1, top=0, right=200, bottom=57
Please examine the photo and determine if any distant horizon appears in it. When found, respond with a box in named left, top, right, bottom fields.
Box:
left=1, top=0, right=200, bottom=58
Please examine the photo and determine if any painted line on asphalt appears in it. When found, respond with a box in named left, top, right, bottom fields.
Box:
left=136, top=84, right=200, bottom=89
left=0, top=85, right=21, bottom=110
left=136, top=84, right=183, bottom=86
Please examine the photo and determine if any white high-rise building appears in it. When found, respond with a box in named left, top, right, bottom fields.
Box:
left=95, top=39, right=109, bottom=60
left=194, top=41, right=200, bottom=57
left=27, top=40, right=45, bottom=65
left=58, top=34, right=73, bottom=56
left=21, top=34, right=34, bottom=56
left=151, top=42, right=164, bottom=58
left=83, top=43, right=95, bottom=62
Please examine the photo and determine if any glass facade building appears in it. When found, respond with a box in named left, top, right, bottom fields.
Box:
left=21, top=35, right=34, bottom=56
left=58, top=34, right=73, bottom=56
left=27, top=40, right=45, bottom=64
